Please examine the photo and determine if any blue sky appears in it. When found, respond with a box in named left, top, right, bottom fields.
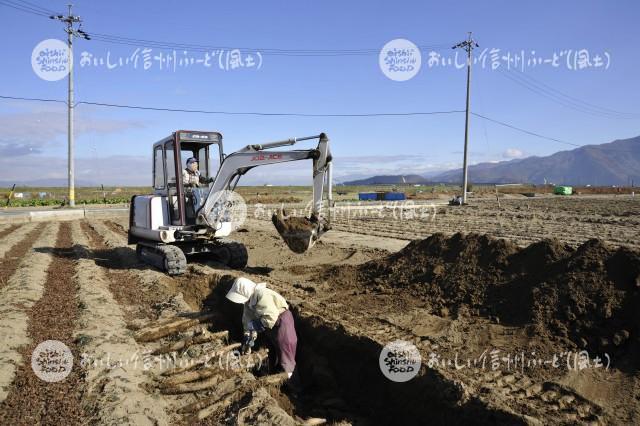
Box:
left=1, top=0, right=639, bottom=185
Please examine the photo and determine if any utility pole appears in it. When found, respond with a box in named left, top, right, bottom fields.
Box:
left=453, top=32, right=478, bottom=204
left=51, top=5, right=90, bottom=207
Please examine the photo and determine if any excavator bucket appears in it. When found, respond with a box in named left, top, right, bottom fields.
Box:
left=271, top=209, right=328, bottom=254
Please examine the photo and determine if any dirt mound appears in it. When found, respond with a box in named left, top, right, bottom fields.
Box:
left=528, top=240, right=639, bottom=355
left=325, top=232, right=640, bottom=361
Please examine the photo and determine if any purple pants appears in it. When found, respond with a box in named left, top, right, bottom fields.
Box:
left=268, top=309, right=297, bottom=373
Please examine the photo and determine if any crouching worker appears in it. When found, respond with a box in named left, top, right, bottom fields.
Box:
left=225, top=277, right=299, bottom=382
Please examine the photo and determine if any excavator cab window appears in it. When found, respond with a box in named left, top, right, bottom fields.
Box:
left=208, top=144, right=221, bottom=176
left=153, top=146, right=165, bottom=190
left=181, top=146, right=210, bottom=180
left=165, top=140, right=181, bottom=225
left=181, top=145, right=210, bottom=224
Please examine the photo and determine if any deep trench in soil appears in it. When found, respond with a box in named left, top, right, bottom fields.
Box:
left=196, top=273, right=522, bottom=425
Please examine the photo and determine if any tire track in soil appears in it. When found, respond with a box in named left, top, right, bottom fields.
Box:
left=80, top=220, right=167, bottom=321
left=0, top=222, right=84, bottom=425
left=0, top=224, right=45, bottom=290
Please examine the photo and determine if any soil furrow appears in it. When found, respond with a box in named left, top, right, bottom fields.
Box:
left=0, top=224, right=19, bottom=240
left=86, top=219, right=205, bottom=312
left=80, top=220, right=159, bottom=320
left=0, top=224, right=45, bottom=290
left=72, top=221, right=170, bottom=425
left=0, top=223, right=59, bottom=404
left=0, top=223, right=38, bottom=256
left=0, top=222, right=39, bottom=258
left=0, top=222, right=84, bottom=425
left=104, top=219, right=127, bottom=236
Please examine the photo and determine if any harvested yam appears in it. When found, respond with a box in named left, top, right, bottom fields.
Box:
left=302, top=419, right=327, bottom=426
left=181, top=372, right=289, bottom=420
left=162, top=343, right=241, bottom=376
left=140, top=311, right=216, bottom=330
left=176, top=373, right=255, bottom=414
left=152, top=330, right=228, bottom=355
left=134, top=312, right=216, bottom=342
left=160, top=373, right=225, bottom=394
left=161, top=348, right=268, bottom=387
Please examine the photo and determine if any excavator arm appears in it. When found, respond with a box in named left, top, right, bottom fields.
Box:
left=197, top=133, right=333, bottom=253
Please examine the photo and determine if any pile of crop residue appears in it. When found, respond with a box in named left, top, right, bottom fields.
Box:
left=325, top=232, right=640, bottom=361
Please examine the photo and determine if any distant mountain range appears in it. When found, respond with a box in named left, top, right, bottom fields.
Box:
left=341, top=174, right=431, bottom=186
left=343, top=136, right=640, bottom=186
left=4, top=136, right=639, bottom=188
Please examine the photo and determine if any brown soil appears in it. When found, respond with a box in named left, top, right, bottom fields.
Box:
left=0, top=224, right=46, bottom=288
left=324, top=232, right=640, bottom=368
left=1, top=205, right=638, bottom=424
left=0, top=225, right=19, bottom=240
left=271, top=213, right=318, bottom=254
left=0, top=222, right=84, bottom=425
left=80, top=220, right=164, bottom=320
left=310, top=196, right=640, bottom=250
left=104, top=220, right=127, bottom=235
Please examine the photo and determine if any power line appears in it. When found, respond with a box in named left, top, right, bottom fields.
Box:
left=498, top=69, right=609, bottom=118
left=509, top=67, right=639, bottom=118
left=76, top=100, right=465, bottom=117
left=497, top=68, right=640, bottom=120
left=0, top=1, right=451, bottom=57
left=13, top=0, right=56, bottom=14
left=0, top=93, right=584, bottom=149
left=0, top=94, right=67, bottom=104
left=498, top=69, right=626, bottom=119
left=0, top=94, right=463, bottom=116
left=0, top=0, right=52, bottom=17
left=88, top=32, right=451, bottom=57
left=471, top=112, right=579, bottom=147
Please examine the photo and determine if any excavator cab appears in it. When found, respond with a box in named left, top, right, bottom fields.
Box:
left=152, top=131, right=223, bottom=226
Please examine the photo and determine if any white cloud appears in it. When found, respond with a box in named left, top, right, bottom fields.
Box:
left=0, top=107, right=146, bottom=156
left=0, top=154, right=149, bottom=186
left=502, top=148, right=525, bottom=159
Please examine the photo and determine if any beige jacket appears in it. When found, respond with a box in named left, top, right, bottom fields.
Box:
left=182, top=169, right=204, bottom=187
left=242, top=284, right=289, bottom=330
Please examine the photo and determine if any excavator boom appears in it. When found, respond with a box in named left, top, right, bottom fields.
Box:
left=197, top=133, right=333, bottom=253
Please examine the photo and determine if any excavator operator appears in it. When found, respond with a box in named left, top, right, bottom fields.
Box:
left=183, top=157, right=212, bottom=219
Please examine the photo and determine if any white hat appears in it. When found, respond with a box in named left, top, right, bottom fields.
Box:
left=226, top=277, right=258, bottom=304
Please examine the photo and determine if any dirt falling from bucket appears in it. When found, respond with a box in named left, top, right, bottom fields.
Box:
left=271, top=213, right=317, bottom=254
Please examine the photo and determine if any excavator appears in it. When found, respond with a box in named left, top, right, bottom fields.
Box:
left=128, top=130, right=333, bottom=275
